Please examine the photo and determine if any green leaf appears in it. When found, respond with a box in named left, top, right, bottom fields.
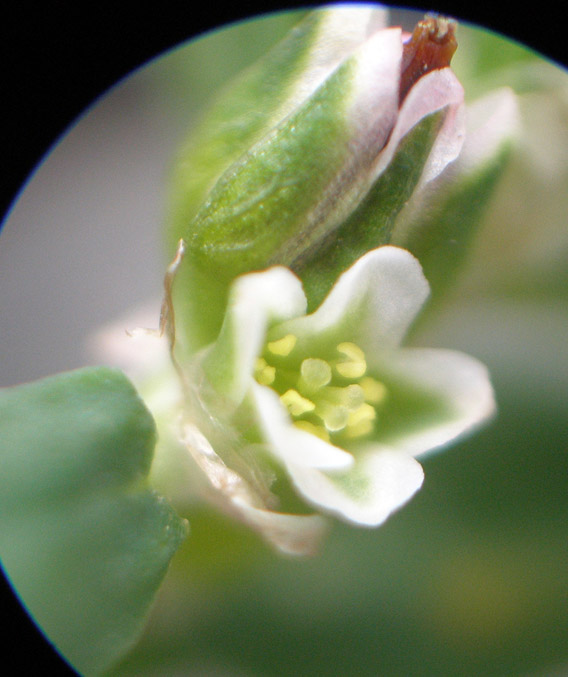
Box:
left=0, top=367, right=188, bottom=676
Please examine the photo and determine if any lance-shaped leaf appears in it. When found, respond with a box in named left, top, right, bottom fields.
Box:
left=0, top=367, right=188, bottom=675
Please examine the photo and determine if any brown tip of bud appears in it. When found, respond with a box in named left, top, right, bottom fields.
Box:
left=399, top=14, right=458, bottom=105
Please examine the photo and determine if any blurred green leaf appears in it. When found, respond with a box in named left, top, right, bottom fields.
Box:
left=394, top=142, right=512, bottom=304
left=0, top=368, right=188, bottom=676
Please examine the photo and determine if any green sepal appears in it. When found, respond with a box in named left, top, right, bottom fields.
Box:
left=166, top=9, right=317, bottom=253
left=296, top=111, right=444, bottom=310
left=170, top=46, right=352, bottom=353
left=0, top=367, right=188, bottom=676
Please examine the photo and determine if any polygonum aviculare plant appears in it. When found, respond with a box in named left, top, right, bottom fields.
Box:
left=1, top=5, right=521, bottom=674
left=130, top=6, right=514, bottom=554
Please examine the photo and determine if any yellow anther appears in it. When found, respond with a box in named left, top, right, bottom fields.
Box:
left=339, top=384, right=365, bottom=410
left=294, top=419, right=330, bottom=442
left=280, top=389, right=315, bottom=417
left=344, top=419, right=374, bottom=438
left=335, top=341, right=367, bottom=379
left=254, top=357, right=276, bottom=386
left=320, top=384, right=365, bottom=410
left=300, top=358, right=332, bottom=390
left=337, top=342, right=365, bottom=361
left=344, top=403, right=376, bottom=438
left=359, top=376, right=387, bottom=404
left=347, top=402, right=376, bottom=426
left=316, top=402, right=349, bottom=432
left=267, top=334, right=297, bottom=356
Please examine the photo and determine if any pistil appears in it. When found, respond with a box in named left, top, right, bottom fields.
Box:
left=399, top=14, right=457, bottom=105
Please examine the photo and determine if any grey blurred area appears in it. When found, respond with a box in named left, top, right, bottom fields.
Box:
left=0, top=76, right=169, bottom=386
left=0, top=11, right=303, bottom=387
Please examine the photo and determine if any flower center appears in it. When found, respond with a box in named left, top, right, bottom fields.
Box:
left=254, top=335, right=387, bottom=443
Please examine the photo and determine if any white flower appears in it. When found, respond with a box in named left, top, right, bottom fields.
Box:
left=194, top=245, right=495, bottom=541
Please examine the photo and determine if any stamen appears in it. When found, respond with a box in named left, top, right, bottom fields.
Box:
left=280, top=389, right=315, bottom=417
left=267, top=334, right=297, bottom=356
left=321, top=384, right=365, bottom=411
left=255, top=357, right=276, bottom=386
left=359, top=376, right=387, bottom=404
left=344, top=403, right=376, bottom=438
left=300, top=358, right=332, bottom=390
left=294, top=419, right=330, bottom=442
left=315, top=402, right=350, bottom=432
left=335, top=342, right=367, bottom=379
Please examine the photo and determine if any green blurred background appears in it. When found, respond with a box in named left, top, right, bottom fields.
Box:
left=2, top=7, right=567, bottom=676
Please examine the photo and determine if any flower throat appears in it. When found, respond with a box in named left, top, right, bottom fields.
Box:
left=255, top=335, right=387, bottom=443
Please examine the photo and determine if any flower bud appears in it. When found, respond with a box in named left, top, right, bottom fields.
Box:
left=167, top=8, right=466, bottom=352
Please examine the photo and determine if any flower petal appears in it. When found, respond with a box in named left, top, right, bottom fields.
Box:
left=284, top=6, right=388, bottom=114
left=251, top=383, right=354, bottom=470
left=230, top=496, right=328, bottom=557
left=202, top=266, right=306, bottom=404
left=180, top=423, right=327, bottom=556
left=394, top=86, right=518, bottom=236
left=286, top=446, right=424, bottom=526
left=372, top=67, right=465, bottom=185
left=450, top=86, right=519, bottom=174
left=368, top=347, right=496, bottom=456
left=278, top=246, right=429, bottom=350
left=345, top=27, right=402, bottom=163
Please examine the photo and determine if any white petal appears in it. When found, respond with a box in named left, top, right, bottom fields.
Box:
left=373, top=67, right=465, bottom=184
left=180, top=423, right=327, bottom=556
left=452, top=86, right=519, bottom=174
left=230, top=497, right=328, bottom=557
left=286, top=447, right=424, bottom=526
left=393, top=87, right=518, bottom=238
left=251, top=383, right=354, bottom=470
left=281, top=246, right=429, bottom=350
left=370, top=347, right=496, bottom=456
left=347, top=27, right=402, bottom=159
left=202, top=266, right=306, bottom=404
left=284, top=6, right=388, bottom=113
